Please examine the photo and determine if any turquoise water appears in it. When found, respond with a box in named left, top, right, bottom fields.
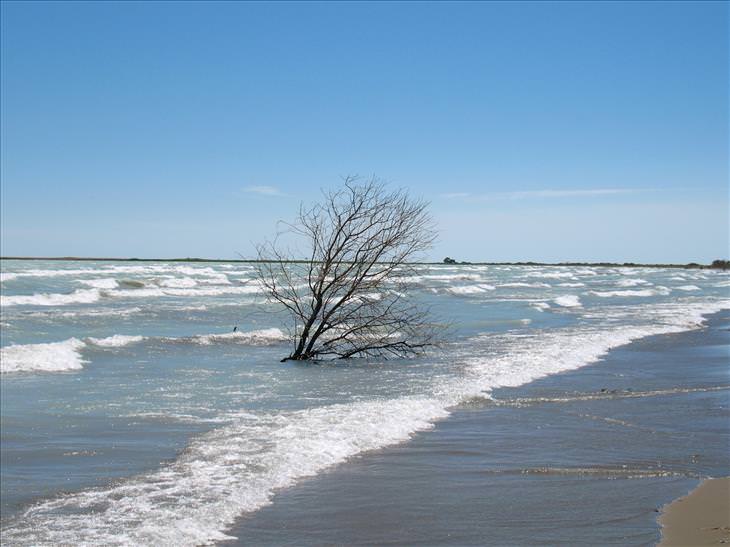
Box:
left=1, top=260, right=728, bottom=545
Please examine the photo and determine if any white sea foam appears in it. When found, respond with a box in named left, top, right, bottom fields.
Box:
left=60, top=307, right=143, bottom=318
left=572, top=269, right=599, bottom=276
left=197, top=275, right=232, bottom=285
left=18, top=307, right=144, bottom=319
left=1, top=397, right=450, bottom=546
left=5, top=268, right=113, bottom=278
left=399, top=272, right=487, bottom=284
left=553, top=295, right=581, bottom=308
left=348, top=292, right=385, bottom=304
left=590, top=289, right=655, bottom=298
left=446, top=284, right=496, bottom=295
left=590, top=287, right=671, bottom=298
left=80, top=278, right=120, bottom=289
left=0, top=338, right=87, bottom=373
left=531, top=302, right=550, bottom=311
left=675, top=285, right=701, bottom=292
left=0, top=272, right=19, bottom=282
left=1, top=288, right=102, bottom=307
left=87, top=335, right=146, bottom=348
left=6, top=299, right=727, bottom=544
left=107, top=283, right=265, bottom=300
left=526, top=271, right=577, bottom=280
left=172, top=266, right=222, bottom=277
left=498, top=282, right=551, bottom=289
left=159, top=277, right=198, bottom=288
left=0, top=327, right=286, bottom=375
left=616, top=278, right=650, bottom=287
left=448, top=301, right=730, bottom=400
left=3, top=265, right=237, bottom=282
left=185, top=328, right=288, bottom=346
left=557, top=282, right=585, bottom=288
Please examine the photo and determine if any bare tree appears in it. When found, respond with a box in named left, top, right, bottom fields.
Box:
left=255, top=177, right=438, bottom=361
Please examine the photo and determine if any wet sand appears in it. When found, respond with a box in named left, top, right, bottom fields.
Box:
left=225, top=311, right=730, bottom=545
left=659, top=477, right=730, bottom=546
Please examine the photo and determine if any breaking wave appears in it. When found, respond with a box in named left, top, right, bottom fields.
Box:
left=589, top=288, right=671, bottom=298
left=553, top=295, right=581, bottom=308
left=86, top=335, right=146, bottom=348
left=0, top=328, right=287, bottom=374
left=79, top=278, right=120, bottom=289
left=1, top=339, right=87, bottom=373
left=445, top=284, right=496, bottom=295
left=4, top=300, right=726, bottom=543
left=616, top=278, right=651, bottom=287
left=498, top=282, right=551, bottom=289
left=1, top=289, right=102, bottom=307
left=179, top=328, right=288, bottom=346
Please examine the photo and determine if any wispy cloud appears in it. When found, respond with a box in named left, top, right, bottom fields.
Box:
left=441, top=188, right=648, bottom=200
left=243, top=185, right=286, bottom=196
left=502, top=188, right=643, bottom=199
left=440, top=192, right=472, bottom=199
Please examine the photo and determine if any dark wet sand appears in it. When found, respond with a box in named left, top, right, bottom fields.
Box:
left=225, top=311, right=730, bottom=545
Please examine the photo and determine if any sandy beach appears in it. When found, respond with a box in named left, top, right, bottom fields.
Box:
left=660, top=477, right=730, bottom=546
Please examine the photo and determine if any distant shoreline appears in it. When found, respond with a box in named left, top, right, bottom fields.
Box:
left=0, top=256, right=727, bottom=269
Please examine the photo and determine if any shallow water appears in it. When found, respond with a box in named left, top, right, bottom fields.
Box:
left=0, top=260, right=728, bottom=544
left=226, top=312, right=729, bottom=546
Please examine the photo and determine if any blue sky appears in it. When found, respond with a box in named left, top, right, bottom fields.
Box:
left=1, top=1, right=727, bottom=263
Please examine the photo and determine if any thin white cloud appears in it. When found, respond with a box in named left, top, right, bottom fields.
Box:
left=243, top=185, right=286, bottom=196
left=440, top=192, right=472, bottom=199
left=501, top=188, right=642, bottom=199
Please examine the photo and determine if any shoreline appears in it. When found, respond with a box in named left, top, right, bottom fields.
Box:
left=659, top=477, right=730, bottom=546
left=224, top=310, right=730, bottom=545
left=1, top=256, right=726, bottom=269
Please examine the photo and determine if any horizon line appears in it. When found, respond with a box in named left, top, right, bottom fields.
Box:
left=0, top=256, right=726, bottom=269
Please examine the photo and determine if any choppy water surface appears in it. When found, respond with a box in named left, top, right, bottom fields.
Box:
left=1, top=259, right=728, bottom=545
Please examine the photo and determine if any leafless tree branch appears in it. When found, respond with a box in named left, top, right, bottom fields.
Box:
left=255, top=177, right=438, bottom=361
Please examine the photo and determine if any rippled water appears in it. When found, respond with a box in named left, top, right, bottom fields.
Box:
left=0, top=259, right=728, bottom=545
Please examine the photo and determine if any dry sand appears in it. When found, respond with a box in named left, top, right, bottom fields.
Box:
left=659, top=477, right=730, bottom=546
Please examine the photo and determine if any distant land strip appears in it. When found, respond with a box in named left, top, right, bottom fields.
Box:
left=1, top=257, right=728, bottom=269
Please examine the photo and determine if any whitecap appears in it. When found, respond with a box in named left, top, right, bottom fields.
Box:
left=159, top=277, right=198, bottom=288
left=185, top=328, right=288, bottom=346
left=615, top=278, right=650, bottom=288
left=80, top=278, right=119, bottom=289
left=553, top=295, right=581, bottom=308
left=1, top=288, right=101, bottom=307
left=86, top=335, right=146, bottom=348
left=3, top=299, right=728, bottom=543
left=498, top=282, right=551, bottom=289
left=590, top=289, right=655, bottom=298
left=1, top=338, right=87, bottom=373
left=526, top=271, right=577, bottom=280
left=446, top=284, right=496, bottom=295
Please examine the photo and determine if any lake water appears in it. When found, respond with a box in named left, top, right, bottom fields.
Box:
left=1, top=259, right=728, bottom=545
